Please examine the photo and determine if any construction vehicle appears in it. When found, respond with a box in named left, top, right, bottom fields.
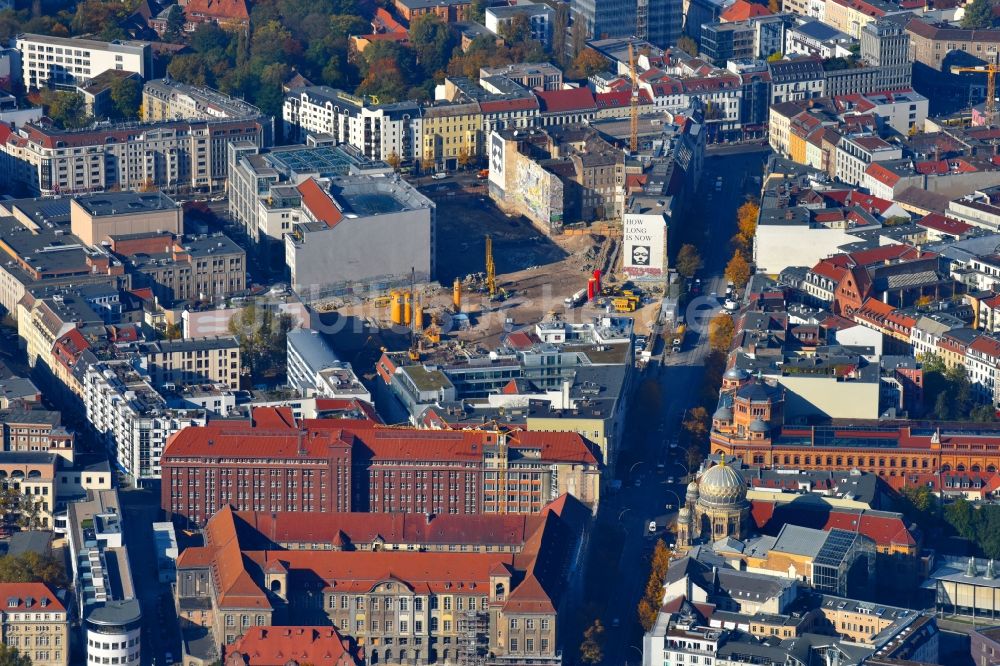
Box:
left=477, top=169, right=489, bottom=180
left=485, top=235, right=497, bottom=299
left=565, top=288, right=587, bottom=308
left=372, top=295, right=392, bottom=308
left=951, top=64, right=999, bottom=125
left=612, top=293, right=640, bottom=312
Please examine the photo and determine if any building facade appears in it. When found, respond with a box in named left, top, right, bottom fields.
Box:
left=15, top=34, right=150, bottom=90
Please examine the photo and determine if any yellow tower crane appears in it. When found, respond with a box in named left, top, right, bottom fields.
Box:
left=951, top=64, right=999, bottom=125
left=485, top=235, right=497, bottom=299
left=629, top=43, right=639, bottom=153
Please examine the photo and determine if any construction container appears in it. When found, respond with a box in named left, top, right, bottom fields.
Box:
left=413, top=302, right=424, bottom=331
left=390, top=290, right=403, bottom=325
left=403, top=291, right=413, bottom=326
left=587, top=277, right=597, bottom=301
left=453, top=278, right=462, bottom=312
left=593, top=269, right=602, bottom=294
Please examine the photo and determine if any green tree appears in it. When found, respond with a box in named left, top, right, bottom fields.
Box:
left=167, top=54, right=211, bottom=86
left=470, top=0, right=488, bottom=22
left=675, top=244, right=702, bottom=278
left=579, top=619, right=604, bottom=664
left=41, top=90, right=89, bottom=129
left=163, top=4, right=184, bottom=41
left=0, top=644, right=32, bottom=666
left=409, top=14, right=455, bottom=78
left=109, top=76, right=142, bottom=119
left=0, top=551, right=68, bottom=588
left=499, top=13, right=531, bottom=44
left=944, top=497, right=976, bottom=540
left=962, top=0, right=994, bottom=29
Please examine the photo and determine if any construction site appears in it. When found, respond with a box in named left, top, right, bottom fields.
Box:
left=311, top=183, right=668, bottom=376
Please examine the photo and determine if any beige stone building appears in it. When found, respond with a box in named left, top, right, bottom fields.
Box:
left=0, top=583, right=69, bottom=666
left=70, top=192, right=182, bottom=247
left=139, top=336, right=241, bottom=389
left=906, top=18, right=1000, bottom=71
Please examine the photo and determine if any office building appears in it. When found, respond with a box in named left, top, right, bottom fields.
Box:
left=161, top=406, right=601, bottom=526
left=15, top=34, right=151, bottom=90
left=285, top=175, right=434, bottom=301
left=0, top=118, right=266, bottom=196
left=286, top=329, right=370, bottom=402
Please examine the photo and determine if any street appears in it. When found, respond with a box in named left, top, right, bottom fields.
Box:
left=589, top=151, right=768, bottom=665
left=120, top=489, right=182, bottom=666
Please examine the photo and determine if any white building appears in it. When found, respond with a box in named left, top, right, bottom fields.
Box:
left=485, top=2, right=555, bottom=48
left=81, top=359, right=206, bottom=485
left=283, top=86, right=422, bottom=163
left=966, top=336, right=1000, bottom=407
left=16, top=33, right=151, bottom=90
left=286, top=328, right=371, bottom=402
left=859, top=89, right=929, bottom=135
left=834, top=135, right=902, bottom=186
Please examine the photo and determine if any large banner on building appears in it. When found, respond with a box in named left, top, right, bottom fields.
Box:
left=488, top=132, right=506, bottom=189
left=623, top=212, right=666, bottom=279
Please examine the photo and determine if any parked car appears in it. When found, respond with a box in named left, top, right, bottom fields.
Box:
left=648, top=521, right=658, bottom=533
left=431, top=172, right=447, bottom=180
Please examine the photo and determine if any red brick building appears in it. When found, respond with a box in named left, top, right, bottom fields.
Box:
left=162, top=407, right=600, bottom=526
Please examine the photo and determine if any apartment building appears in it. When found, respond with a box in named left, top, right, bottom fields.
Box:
left=0, top=583, right=69, bottom=666
left=835, top=135, right=902, bottom=186
left=0, top=409, right=74, bottom=462
left=139, top=336, right=241, bottom=390
left=161, top=407, right=600, bottom=526
left=0, top=118, right=266, bottom=196
left=283, top=87, right=421, bottom=163
left=905, top=17, right=1000, bottom=71
left=420, top=100, right=483, bottom=169
left=108, top=231, right=246, bottom=305
left=142, top=78, right=273, bottom=144
left=82, top=357, right=207, bottom=485
left=16, top=33, right=151, bottom=90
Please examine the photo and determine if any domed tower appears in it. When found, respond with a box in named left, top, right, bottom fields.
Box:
left=695, top=459, right=750, bottom=543
left=721, top=367, right=749, bottom=391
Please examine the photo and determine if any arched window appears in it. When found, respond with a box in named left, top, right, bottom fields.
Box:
left=269, top=580, right=281, bottom=593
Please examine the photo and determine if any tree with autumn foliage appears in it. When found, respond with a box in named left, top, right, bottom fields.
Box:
left=683, top=406, right=710, bottom=443
left=736, top=201, right=759, bottom=241
left=725, top=250, right=752, bottom=288
left=571, top=48, right=607, bottom=79
left=638, top=539, right=671, bottom=630
left=579, top=619, right=605, bottom=663
left=709, top=313, right=735, bottom=352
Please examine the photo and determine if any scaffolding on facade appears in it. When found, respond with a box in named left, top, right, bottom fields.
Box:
left=456, top=610, right=488, bottom=666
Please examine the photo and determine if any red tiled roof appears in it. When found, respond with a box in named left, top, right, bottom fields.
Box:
left=535, top=88, right=596, bottom=113
left=970, top=336, right=1000, bottom=360
left=226, top=627, right=360, bottom=666
left=721, top=0, right=772, bottom=20
left=297, top=178, right=342, bottom=229
left=0, top=583, right=65, bottom=612
left=810, top=259, right=848, bottom=282
left=594, top=90, right=653, bottom=109
left=917, top=213, right=972, bottom=236
left=184, top=0, right=249, bottom=21
left=479, top=97, right=539, bottom=113
left=163, top=408, right=598, bottom=465
left=865, top=162, right=901, bottom=186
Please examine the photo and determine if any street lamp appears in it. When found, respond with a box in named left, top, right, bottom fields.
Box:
left=629, top=645, right=644, bottom=666
left=663, top=489, right=682, bottom=511
left=618, top=508, right=631, bottom=522
left=630, top=461, right=644, bottom=476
